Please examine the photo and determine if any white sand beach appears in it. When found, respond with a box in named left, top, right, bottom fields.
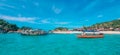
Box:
left=52, top=31, right=120, bottom=34
left=99, top=31, right=120, bottom=34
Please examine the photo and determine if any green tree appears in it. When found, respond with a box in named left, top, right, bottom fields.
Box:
left=0, top=19, right=19, bottom=31
left=20, top=26, right=32, bottom=30
left=54, top=27, right=68, bottom=31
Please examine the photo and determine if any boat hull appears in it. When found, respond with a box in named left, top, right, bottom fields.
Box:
left=77, top=35, right=103, bottom=38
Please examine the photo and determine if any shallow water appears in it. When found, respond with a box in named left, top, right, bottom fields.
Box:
left=0, top=33, right=120, bottom=55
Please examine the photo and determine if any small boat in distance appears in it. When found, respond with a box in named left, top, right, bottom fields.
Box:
left=77, top=33, right=104, bottom=38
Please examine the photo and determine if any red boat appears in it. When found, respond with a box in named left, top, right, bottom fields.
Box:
left=77, top=33, right=104, bottom=38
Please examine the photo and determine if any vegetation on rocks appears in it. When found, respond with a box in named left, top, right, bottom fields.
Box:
left=0, top=19, right=19, bottom=32
left=54, top=27, right=68, bottom=31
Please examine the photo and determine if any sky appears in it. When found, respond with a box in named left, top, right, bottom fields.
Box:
left=0, top=0, right=120, bottom=30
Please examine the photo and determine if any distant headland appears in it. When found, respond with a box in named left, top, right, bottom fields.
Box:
left=52, top=19, right=120, bottom=34
left=0, top=19, right=47, bottom=35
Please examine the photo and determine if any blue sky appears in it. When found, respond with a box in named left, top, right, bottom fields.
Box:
left=0, top=0, right=120, bottom=30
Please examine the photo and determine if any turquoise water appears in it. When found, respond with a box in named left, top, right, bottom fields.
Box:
left=0, top=33, right=120, bottom=55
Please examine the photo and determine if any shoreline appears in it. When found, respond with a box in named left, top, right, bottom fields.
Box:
left=52, top=31, right=120, bottom=34
left=1, top=31, right=120, bottom=34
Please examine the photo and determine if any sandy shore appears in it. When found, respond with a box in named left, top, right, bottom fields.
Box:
left=52, top=31, right=120, bottom=34
left=99, top=31, right=120, bottom=34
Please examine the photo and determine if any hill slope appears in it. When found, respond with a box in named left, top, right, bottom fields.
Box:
left=0, top=19, right=19, bottom=31
left=90, top=19, right=120, bottom=29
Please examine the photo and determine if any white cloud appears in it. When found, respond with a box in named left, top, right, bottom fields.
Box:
left=97, top=15, right=103, bottom=18
left=41, top=19, right=50, bottom=24
left=0, top=15, right=70, bottom=25
left=0, top=3, right=16, bottom=9
left=39, top=18, right=70, bottom=25
left=0, top=15, right=37, bottom=23
left=52, top=5, right=62, bottom=14
left=55, top=22, right=70, bottom=25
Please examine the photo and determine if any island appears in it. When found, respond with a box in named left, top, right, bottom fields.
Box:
left=0, top=19, right=47, bottom=36
left=19, top=27, right=47, bottom=36
left=51, top=19, right=120, bottom=34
